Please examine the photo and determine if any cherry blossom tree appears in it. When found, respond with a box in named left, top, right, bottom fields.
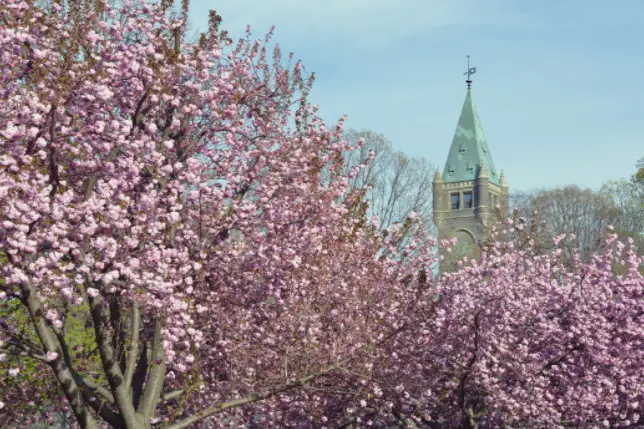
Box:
left=208, top=218, right=642, bottom=429
left=337, top=220, right=643, bottom=429
left=0, top=1, right=435, bottom=428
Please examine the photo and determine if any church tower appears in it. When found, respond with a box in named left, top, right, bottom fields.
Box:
left=433, top=59, right=509, bottom=272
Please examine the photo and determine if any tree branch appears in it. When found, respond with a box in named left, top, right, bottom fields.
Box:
left=137, top=319, right=165, bottom=419
left=131, top=336, right=149, bottom=408
left=83, top=147, right=122, bottom=202
left=538, top=343, right=583, bottom=375
left=132, top=89, right=150, bottom=131
left=20, top=281, right=98, bottom=429
left=1, top=346, right=49, bottom=362
left=48, top=104, right=60, bottom=198
left=124, top=302, right=141, bottom=389
left=165, top=360, right=349, bottom=429
left=89, top=293, right=140, bottom=428
left=109, top=295, right=127, bottom=375
left=53, top=328, right=116, bottom=408
left=163, top=390, right=184, bottom=402
left=0, top=319, right=45, bottom=354
left=458, top=311, right=481, bottom=427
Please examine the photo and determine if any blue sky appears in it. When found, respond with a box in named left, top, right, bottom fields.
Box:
left=187, top=0, right=643, bottom=191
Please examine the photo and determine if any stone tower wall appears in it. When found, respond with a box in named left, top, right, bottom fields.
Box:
left=433, top=177, right=508, bottom=273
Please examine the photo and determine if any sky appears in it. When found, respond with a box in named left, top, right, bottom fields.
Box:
left=186, top=0, right=644, bottom=192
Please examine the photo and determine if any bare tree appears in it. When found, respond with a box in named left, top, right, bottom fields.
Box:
left=342, top=129, right=436, bottom=234
left=630, top=156, right=644, bottom=207
left=509, top=185, right=622, bottom=263
left=599, top=159, right=644, bottom=252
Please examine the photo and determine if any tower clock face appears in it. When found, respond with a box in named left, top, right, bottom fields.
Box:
left=451, top=230, right=477, bottom=260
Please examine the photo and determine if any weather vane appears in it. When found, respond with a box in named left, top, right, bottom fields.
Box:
left=463, top=55, right=476, bottom=89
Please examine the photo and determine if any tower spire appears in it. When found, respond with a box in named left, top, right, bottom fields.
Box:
left=463, top=55, right=476, bottom=90
left=442, top=84, right=499, bottom=185
left=478, top=160, right=488, bottom=178
left=500, top=170, right=508, bottom=186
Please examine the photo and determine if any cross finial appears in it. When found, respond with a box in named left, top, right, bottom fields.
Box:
left=463, top=55, right=476, bottom=90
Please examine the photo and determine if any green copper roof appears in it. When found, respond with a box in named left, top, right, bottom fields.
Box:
left=443, top=89, right=500, bottom=186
